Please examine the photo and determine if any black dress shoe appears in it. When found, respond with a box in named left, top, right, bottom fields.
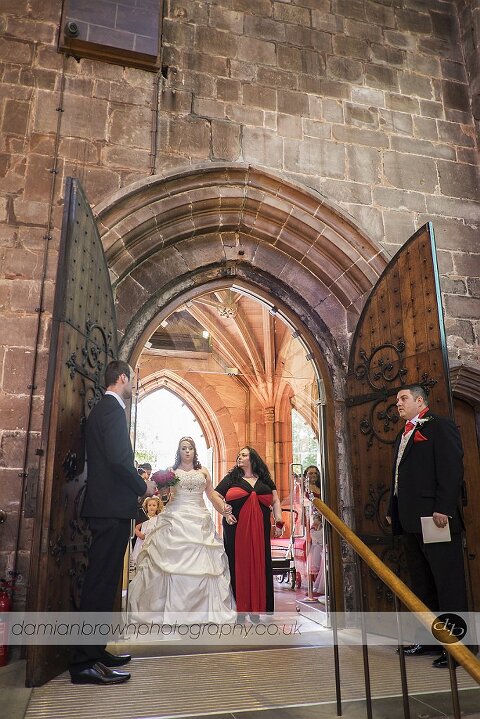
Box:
left=99, top=650, right=132, bottom=667
left=399, top=644, right=443, bottom=656
left=433, top=652, right=458, bottom=669
left=70, top=662, right=131, bottom=685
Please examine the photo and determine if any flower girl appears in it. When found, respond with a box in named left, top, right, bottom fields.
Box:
left=130, top=495, right=163, bottom=573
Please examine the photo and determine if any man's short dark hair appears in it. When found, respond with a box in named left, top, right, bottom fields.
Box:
left=105, top=360, right=131, bottom=387
left=139, top=463, right=152, bottom=471
left=404, top=384, right=428, bottom=403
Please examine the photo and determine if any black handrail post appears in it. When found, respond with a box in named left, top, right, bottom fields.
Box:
left=394, top=594, right=411, bottom=719
left=447, top=652, right=461, bottom=719
left=355, top=555, right=372, bottom=719
left=325, top=519, right=342, bottom=716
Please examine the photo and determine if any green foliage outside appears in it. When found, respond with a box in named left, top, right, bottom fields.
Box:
left=291, top=408, right=320, bottom=472
left=135, top=448, right=156, bottom=466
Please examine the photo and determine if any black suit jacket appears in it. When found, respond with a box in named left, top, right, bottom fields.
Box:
left=82, top=394, right=146, bottom=519
left=388, top=411, right=464, bottom=535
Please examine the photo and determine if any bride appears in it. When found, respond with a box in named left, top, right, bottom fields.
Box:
left=128, top=437, right=236, bottom=624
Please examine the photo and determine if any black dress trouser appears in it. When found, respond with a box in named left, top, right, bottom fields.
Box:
left=70, top=517, right=131, bottom=670
left=402, top=531, right=471, bottom=647
left=402, top=532, right=468, bottom=613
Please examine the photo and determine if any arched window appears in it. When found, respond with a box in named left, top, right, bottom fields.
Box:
left=291, top=408, right=319, bottom=470
left=135, top=388, right=208, bottom=471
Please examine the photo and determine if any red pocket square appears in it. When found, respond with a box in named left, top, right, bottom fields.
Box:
left=414, top=431, right=428, bottom=442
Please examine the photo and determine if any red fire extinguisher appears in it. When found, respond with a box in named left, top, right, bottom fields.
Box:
left=0, top=574, right=17, bottom=668
left=0, top=585, right=11, bottom=667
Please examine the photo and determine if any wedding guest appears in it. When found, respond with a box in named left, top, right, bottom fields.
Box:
left=131, top=469, right=149, bottom=549
left=309, top=514, right=323, bottom=575
left=215, top=446, right=283, bottom=619
left=304, top=465, right=321, bottom=499
left=387, top=385, right=470, bottom=667
left=310, top=515, right=325, bottom=596
left=138, top=462, right=152, bottom=479
left=69, top=360, right=156, bottom=685
left=130, top=496, right=163, bottom=572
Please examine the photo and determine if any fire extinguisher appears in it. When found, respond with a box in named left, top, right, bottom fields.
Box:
left=0, top=584, right=11, bottom=667
left=0, top=574, right=17, bottom=668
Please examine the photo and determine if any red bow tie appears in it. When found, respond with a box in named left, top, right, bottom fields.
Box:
left=403, top=420, right=415, bottom=436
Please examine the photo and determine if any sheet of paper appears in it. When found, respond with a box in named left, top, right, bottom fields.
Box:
left=420, top=516, right=451, bottom=543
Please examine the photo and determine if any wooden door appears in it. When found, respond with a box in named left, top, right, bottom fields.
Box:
left=26, top=178, right=118, bottom=685
left=346, top=223, right=453, bottom=611
left=454, top=398, right=480, bottom=610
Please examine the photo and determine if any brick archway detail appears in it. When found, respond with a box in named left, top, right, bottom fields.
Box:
left=95, top=163, right=386, bottom=324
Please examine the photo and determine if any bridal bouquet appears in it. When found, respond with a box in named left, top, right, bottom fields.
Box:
left=151, top=469, right=181, bottom=490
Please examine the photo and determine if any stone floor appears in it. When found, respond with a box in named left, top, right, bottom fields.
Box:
left=3, top=657, right=479, bottom=719
left=4, top=585, right=480, bottom=719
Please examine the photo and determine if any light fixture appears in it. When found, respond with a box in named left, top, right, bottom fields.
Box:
left=202, top=330, right=210, bottom=339
left=226, top=367, right=239, bottom=375
left=145, top=341, right=152, bottom=349
left=64, top=21, right=80, bottom=38
left=160, top=319, right=169, bottom=328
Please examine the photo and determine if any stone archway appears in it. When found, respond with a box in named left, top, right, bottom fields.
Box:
left=95, top=164, right=385, bottom=356
left=95, top=164, right=388, bottom=604
left=95, top=163, right=386, bottom=394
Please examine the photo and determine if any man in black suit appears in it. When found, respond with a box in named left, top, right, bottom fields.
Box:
left=69, top=360, right=155, bottom=685
left=387, top=384, right=469, bottom=668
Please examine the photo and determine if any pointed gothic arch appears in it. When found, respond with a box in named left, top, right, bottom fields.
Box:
left=94, top=164, right=388, bottom=405
left=138, top=369, right=230, bottom=481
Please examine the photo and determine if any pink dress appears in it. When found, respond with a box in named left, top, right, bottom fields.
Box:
left=310, top=528, right=325, bottom=594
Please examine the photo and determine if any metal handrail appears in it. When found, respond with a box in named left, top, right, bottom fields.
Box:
left=312, top=496, right=480, bottom=685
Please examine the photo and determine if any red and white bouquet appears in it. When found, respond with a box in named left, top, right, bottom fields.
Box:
left=151, top=469, right=181, bottom=490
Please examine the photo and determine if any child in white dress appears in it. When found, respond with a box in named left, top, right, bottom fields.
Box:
left=130, top=496, right=163, bottom=573
left=310, top=514, right=325, bottom=595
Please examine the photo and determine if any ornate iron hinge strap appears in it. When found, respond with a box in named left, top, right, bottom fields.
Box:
left=65, top=319, right=117, bottom=412
left=354, top=340, right=407, bottom=391
left=359, top=398, right=400, bottom=447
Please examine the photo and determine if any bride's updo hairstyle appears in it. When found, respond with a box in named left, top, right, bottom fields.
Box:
left=173, top=436, right=202, bottom=470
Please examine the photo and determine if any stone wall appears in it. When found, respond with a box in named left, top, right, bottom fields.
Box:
left=158, top=0, right=479, bottom=363
left=458, top=0, right=480, bottom=139
left=0, top=0, right=479, bottom=599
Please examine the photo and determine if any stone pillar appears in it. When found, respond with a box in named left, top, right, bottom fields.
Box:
left=264, top=407, right=275, bottom=481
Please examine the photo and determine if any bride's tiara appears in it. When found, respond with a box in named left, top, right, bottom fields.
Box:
left=179, top=436, right=194, bottom=443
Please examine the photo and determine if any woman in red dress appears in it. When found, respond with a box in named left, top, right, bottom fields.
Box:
left=215, top=447, right=283, bottom=616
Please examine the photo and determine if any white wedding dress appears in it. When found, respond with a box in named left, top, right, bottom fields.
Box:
left=128, top=469, right=236, bottom=623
